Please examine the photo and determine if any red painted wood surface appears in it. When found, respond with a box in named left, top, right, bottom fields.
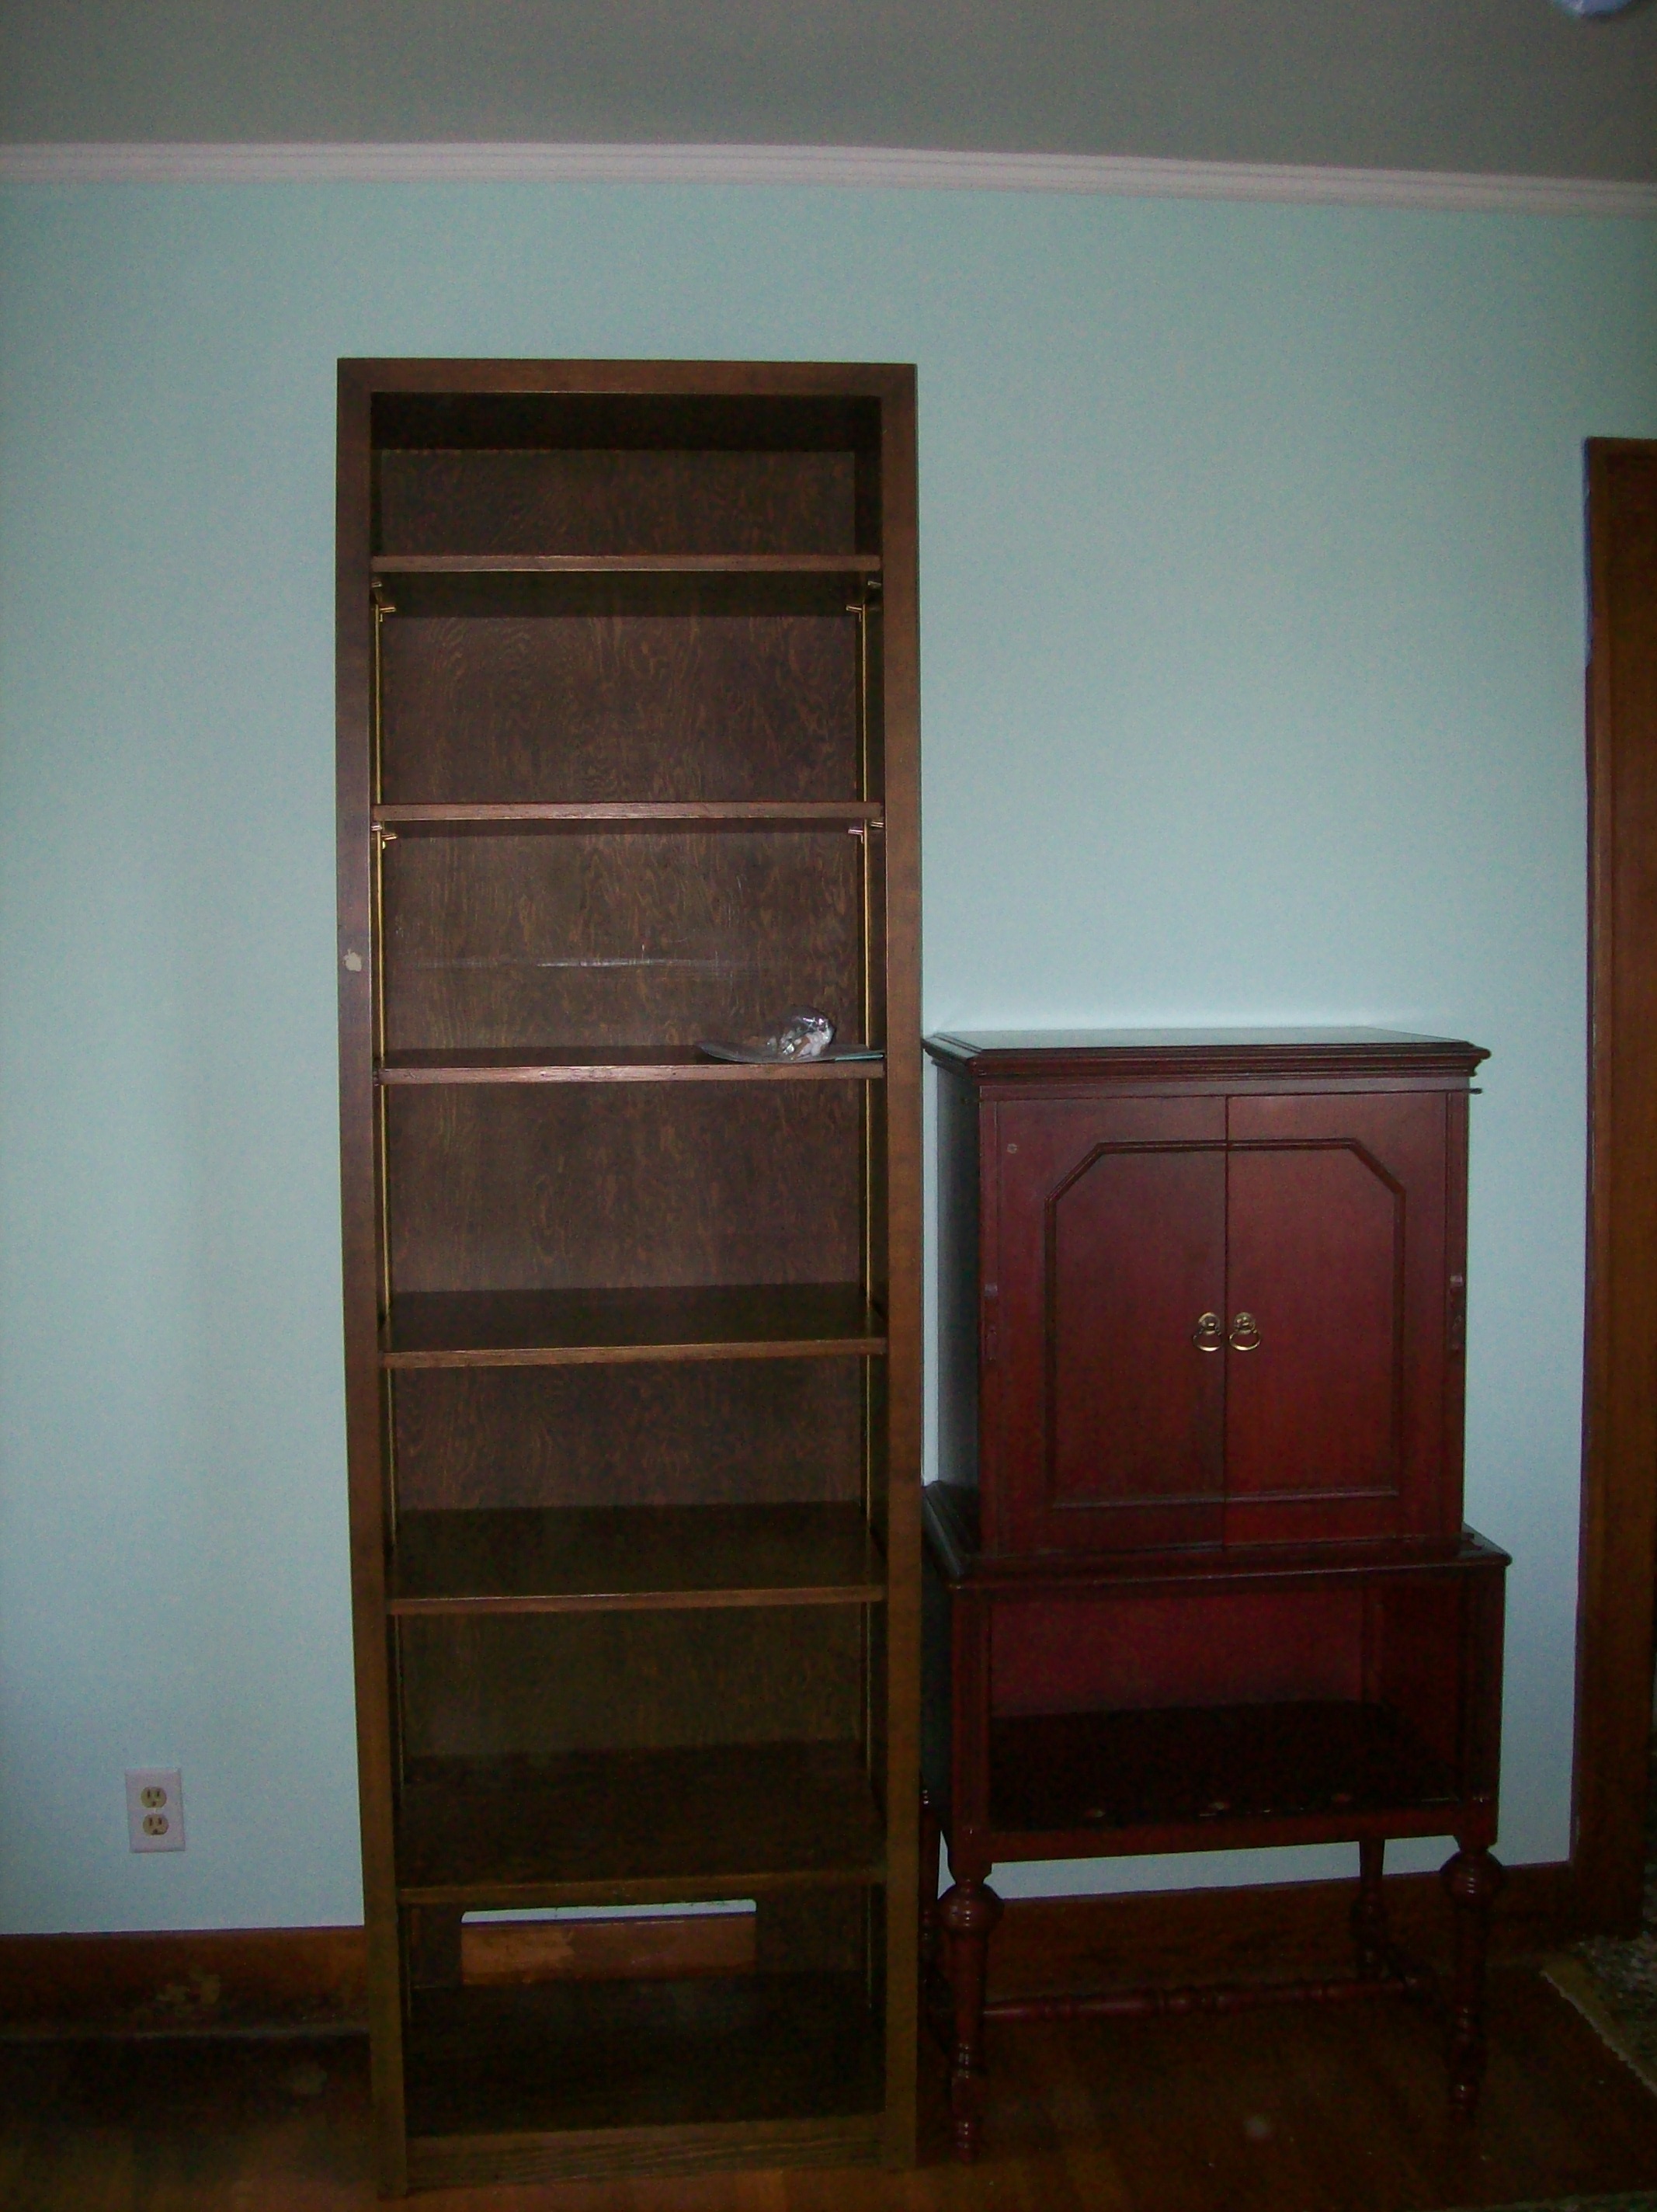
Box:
left=920, top=1031, right=1499, bottom=2158
left=937, top=1042, right=1475, bottom=1559
left=1224, top=1090, right=1451, bottom=1547
left=992, top=1094, right=1226, bottom=1556
left=988, top=1585, right=1364, bottom=1717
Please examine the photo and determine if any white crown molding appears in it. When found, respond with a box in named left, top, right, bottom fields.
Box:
left=1, top=139, right=1653, bottom=216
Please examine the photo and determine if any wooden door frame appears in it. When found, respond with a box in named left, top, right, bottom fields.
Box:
left=1577, top=438, right=1657, bottom=1930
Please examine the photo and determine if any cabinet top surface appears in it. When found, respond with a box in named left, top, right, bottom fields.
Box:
left=925, top=1026, right=1488, bottom=1081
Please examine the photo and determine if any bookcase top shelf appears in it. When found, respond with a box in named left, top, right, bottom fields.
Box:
left=389, top=1502, right=885, bottom=1616
left=372, top=552, right=882, bottom=577
left=373, top=802, right=884, bottom=830
left=383, top=1284, right=888, bottom=1368
left=377, top=1049, right=884, bottom=1085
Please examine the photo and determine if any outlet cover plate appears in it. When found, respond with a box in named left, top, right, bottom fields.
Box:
left=126, top=1769, right=184, bottom=1852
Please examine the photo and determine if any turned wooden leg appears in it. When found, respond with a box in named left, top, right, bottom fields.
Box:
left=919, top=1792, right=942, bottom=1971
left=1353, top=1836, right=1388, bottom=1981
left=1441, top=1843, right=1504, bottom=2119
left=938, top=1877, right=1002, bottom=2161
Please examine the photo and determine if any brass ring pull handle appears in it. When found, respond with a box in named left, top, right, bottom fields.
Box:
left=1192, top=1312, right=1224, bottom=1353
left=1228, top=1313, right=1262, bottom=1352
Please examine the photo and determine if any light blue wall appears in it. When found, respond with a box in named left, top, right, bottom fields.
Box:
left=1, top=180, right=1652, bottom=1931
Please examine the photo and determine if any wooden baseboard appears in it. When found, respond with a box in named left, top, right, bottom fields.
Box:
left=0, top=1862, right=1575, bottom=2037
left=0, top=1925, right=368, bottom=2037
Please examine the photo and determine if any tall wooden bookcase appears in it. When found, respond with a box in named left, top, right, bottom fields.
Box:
left=335, top=361, right=922, bottom=2192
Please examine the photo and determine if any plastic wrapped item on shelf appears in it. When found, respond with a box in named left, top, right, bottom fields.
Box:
left=698, top=1007, right=841, bottom=1064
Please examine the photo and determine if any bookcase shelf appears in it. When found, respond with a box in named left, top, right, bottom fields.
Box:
left=387, top=1502, right=887, bottom=1615
left=339, top=360, right=919, bottom=2191
left=377, top=1048, right=884, bottom=1085
left=382, top=1283, right=887, bottom=1366
left=402, top=1973, right=884, bottom=2158
left=372, top=551, right=882, bottom=576
left=396, top=1741, right=886, bottom=1905
left=373, top=801, right=884, bottom=830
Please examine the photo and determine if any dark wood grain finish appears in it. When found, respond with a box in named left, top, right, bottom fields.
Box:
left=920, top=1016, right=1502, bottom=2160
left=986, top=1702, right=1457, bottom=1841
left=385, top=1283, right=884, bottom=1365
left=403, top=1970, right=881, bottom=2146
left=379, top=1049, right=884, bottom=1082
left=987, top=1585, right=1367, bottom=1717
left=395, top=1741, right=884, bottom=1903
left=23, top=1960, right=1657, bottom=2206
left=864, top=367, right=924, bottom=2165
left=336, top=360, right=409, bottom=2195
left=1580, top=439, right=1657, bottom=1931
left=380, top=607, right=857, bottom=805
left=1222, top=1091, right=1450, bottom=1545
left=942, top=1556, right=1495, bottom=1866
left=374, top=800, right=884, bottom=826
left=456, top=1906, right=757, bottom=1985
left=935, top=1069, right=983, bottom=1499
left=381, top=829, right=863, bottom=1055
left=925, top=1473, right=1507, bottom=2153
left=1046, top=1131, right=1227, bottom=1511
left=398, top=1604, right=863, bottom=1757
left=925, top=1480, right=1510, bottom=1595
left=387, top=1502, right=884, bottom=1613
left=926, top=1028, right=1488, bottom=1090
left=0, top=1857, right=1572, bottom=2036
left=964, top=1059, right=1469, bottom=1557
left=1224, top=1140, right=1402, bottom=1497
left=993, top=1093, right=1228, bottom=1555
left=392, top=1359, right=867, bottom=1511
left=371, top=383, right=881, bottom=453
left=342, top=360, right=921, bottom=2189
left=385, top=1084, right=864, bottom=1293
left=377, top=554, right=881, bottom=576
left=408, top=2113, right=882, bottom=2189
left=377, top=447, right=859, bottom=558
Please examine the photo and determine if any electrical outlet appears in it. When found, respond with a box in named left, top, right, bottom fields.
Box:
left=126, top=1769, right=184, bottom=1853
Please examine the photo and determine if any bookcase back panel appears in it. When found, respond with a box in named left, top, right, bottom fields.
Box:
left=380, top=608, right=859, bottom=805
left=387, top=1086, right=865, bottom=1292
left=401, top=1971, right=884, bottom=2141
left=383, top=831, right=863, bottom=1053
left=378, top=447, right=857, bottom=558
left=393, top=1361, right=866, bottom=1510
left=399, top=1608, right=864, bottom=1755
left=756, top=1886, right=873, bottom=1975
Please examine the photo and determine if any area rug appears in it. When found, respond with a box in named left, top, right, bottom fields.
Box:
left=1545, top=1948, right=1657, bottom=2099
left=1438, top=2199, right=1657, bottom=2212
left=1541, top=1786, right=1657, bottom=2102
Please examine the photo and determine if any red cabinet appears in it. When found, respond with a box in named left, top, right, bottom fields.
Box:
left=922, top=1031, right=1505, bottom=2156
left=975, top=1062, right=1470, bottom=1557
left=938, top=1031, right=1478, bottom=1566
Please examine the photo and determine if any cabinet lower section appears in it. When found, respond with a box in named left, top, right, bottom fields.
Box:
left=921, top=1485, right=1508, bottom=2158
left=405, top=1971, right=884, bottom=2148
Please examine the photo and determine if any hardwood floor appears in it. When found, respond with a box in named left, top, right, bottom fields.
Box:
left=2, top=1968, right=1655, bottom=2210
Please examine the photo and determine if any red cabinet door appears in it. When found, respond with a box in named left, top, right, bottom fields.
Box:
left=988, top=1095, right=1227, bottom=1555
left=985, top=1087, right=1458, bottom=1556
left=1222, top=1091, right=1454, bottom=1546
